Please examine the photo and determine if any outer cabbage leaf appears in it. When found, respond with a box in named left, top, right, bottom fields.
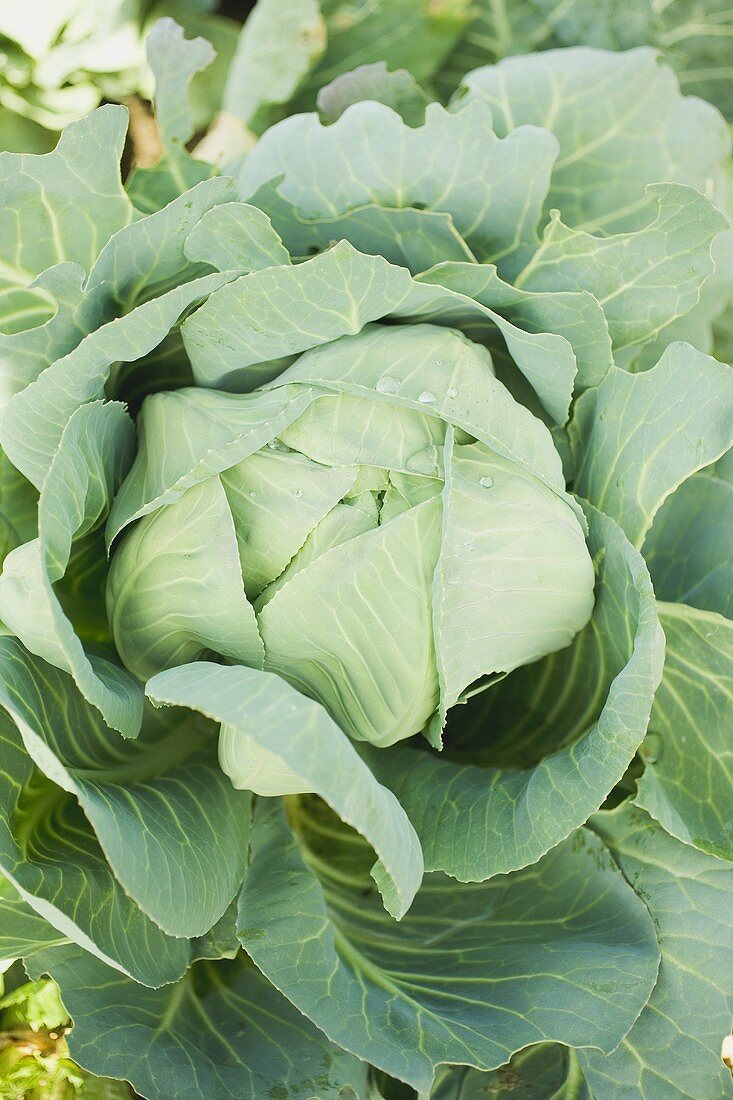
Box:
left=584, top=805, right=733, bottom=1099
left=0, top=174, right=236, bottom=414
left=146, top=660, right=424, bottom=920
left=514, top=183, right=728, bottom=360
left=181, top=240, right=413, bottom=389
left=26, top=945, right=368, bottom=1100
left=643, top=474, right=733, bottom=619
left=236, top=98, right=558, bottom=276
left=0, top=636, right=250, bottom=975
left=571, top=343, right=733, bottom=549
left=0, top=107, right=134, bottom=292
left=239, top=800, right=659, bottom=1095
left=316, top=62, right=430, bottom=126
left=0, top=402, right=142, bottom=736
left=0, top=875, right=68, bottom=961
left=459, top=47, right=729, bottom=233
left=635, top=603, right=733, bottom=862
left=0, top=699, right=190, bottom=988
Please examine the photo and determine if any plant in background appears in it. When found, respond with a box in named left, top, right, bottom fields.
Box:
left=0, top=0, right=238, bottom=154
left=435, top=0, right=733, bottom=120
left=0, top=958, right=133, bottom=1099
left=0, top=15, right=731, bottom=1100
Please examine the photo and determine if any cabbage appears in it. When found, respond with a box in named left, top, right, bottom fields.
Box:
left=0, top=19, right=731, bottom=1100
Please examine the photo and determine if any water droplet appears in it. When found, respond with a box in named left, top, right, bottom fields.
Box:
left=446, top=387, right=458, bottom=399
left=418, top=390, right=436, bottom=404
left=267, top=438, right=289, bottom=453
left=479, top=476, right=494, bottom=489
left=293, top=488, right=303, bottom=498
left=249, top=491, right=256, bottom=498
left=376, top=376, right=398, bottom=394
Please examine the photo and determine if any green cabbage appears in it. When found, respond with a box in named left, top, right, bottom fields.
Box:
left=0, top=17, right=731, bottom=1100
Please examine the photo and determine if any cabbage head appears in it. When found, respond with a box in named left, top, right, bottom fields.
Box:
left=107, top=323, right=595, bottom=747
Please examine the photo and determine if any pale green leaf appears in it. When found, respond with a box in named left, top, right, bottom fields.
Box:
left=107, top=384, right=313, bottom=541
left=239, top=800, right=658, bottom=1094
left=0, top=401, right=143, bottom=736
left=584, top=806, right=733, bottom=1099
left=417, top=259, right=613, bottom=390
left=643, top=474, right=733, bottom=618
left=635, top=602, right=733, bottom=861
left=431, top=433, right=594, bottom=733
left=394, top=277, right=579, bottom=424
left=0, top=263, right=86, bottom=409
left=108, top=476, right=264, bottom=682
left=0, top=176, right=234, bottom=414
left=221, top=447, right=356, bottom=598
left=0, top=876, right=68, bottom=961
left=0, top=637, right=251, bottom=943
left=184, top=200, right=577, bottom=421
left=459, top=47, right=730, bottom=233
left=572, top=343, right=733, bottom=548
left=0, top=106, right=134, bottom=290
left=316, top=62, right=429, bottom=126
left=0, top=270, right=233, bottom=490
left=0, top=662, right=189, bottom=986
left=269, top=323, right=573, bottom=503
left=84, top=175, right=236, bottom=313
left=276, top=390, right=446, bottom=476
left=147, top=660, right=424, bottom=919
left=236, top=98, right=558, bottom=275
left=183, top=201, right=291, bottom=272
left=259, top=495, right=443, bottom=747
left=181, top=240, right=412, bottom=389
left=27, top=945, right=367, bottom=1100
left=516, top=183, right=728, bottom=355
left=146, top=17, right=215, bottom=148
left=247, top=183, right=476, bottom=273
left=223, top=0, right=326, bottom=129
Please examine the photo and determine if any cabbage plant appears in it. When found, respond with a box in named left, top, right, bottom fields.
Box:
left=0, top=22, right=732, bottom=1100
